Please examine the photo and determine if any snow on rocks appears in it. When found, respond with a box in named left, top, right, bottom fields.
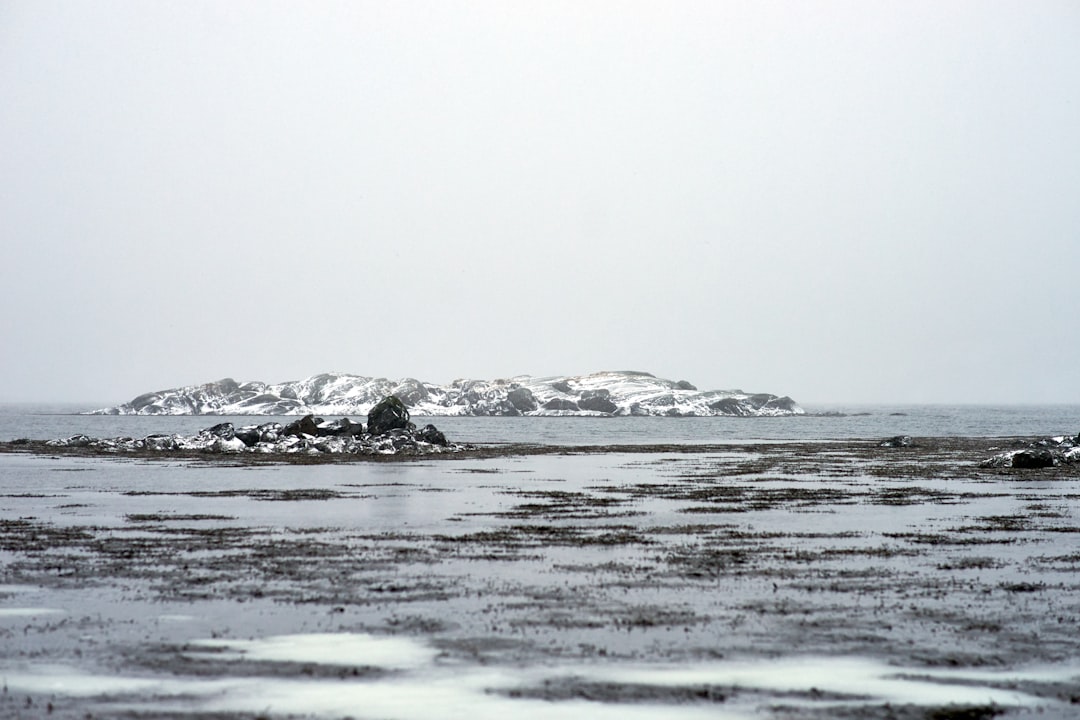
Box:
left=979, top=433, right=1080, bottom=468
left=47, top=400, right=466, bottom=457
left=90, top=370, right=804, bottom=418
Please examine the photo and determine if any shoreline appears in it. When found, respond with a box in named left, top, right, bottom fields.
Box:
left=3, top=435, right=1080, bottom=473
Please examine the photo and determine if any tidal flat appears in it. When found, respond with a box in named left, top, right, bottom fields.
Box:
left=1, top=439, right=1079, bottom=719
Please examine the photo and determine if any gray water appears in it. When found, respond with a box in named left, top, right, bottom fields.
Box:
left=2, top=403, right=1079, bottom=444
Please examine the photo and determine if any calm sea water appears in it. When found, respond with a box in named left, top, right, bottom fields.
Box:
left=1, top=403, right=1079, bottom=445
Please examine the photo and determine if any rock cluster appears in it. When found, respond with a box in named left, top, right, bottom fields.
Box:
left=46, top=397, right=464, bottom=456
left=979, top=433, right=1080, bottom=469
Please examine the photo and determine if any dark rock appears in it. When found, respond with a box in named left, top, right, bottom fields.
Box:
left=1012, top=449, right=1055, bottom=469
left=234, top=426, right=262, bottom=447
left=551, top=380, right=573, bottom=394
left=143, top=434, right=178, bottom=451
left=213, top=378, right=241, bottom=395
left=880, top=435, right=912, bottom=448
left=708, top=398, right=746, bottom=415
left=282, top=414, right=320, bottom=438
left=130, top=392, right=163, bottom=412
left=417, top=424, right=448, bottom=446
left=748, top=394, right=776, bottom=409
left=317, top=418, right=362, bottom=437
left=543, top=398, right=580, bottom=411
left=204, top=422, right=235, bottom=440
left=676, top=380, right=697, bottom=391
left=392, top=379, right=430, bottom=406
left=764, top=396, right=801, bottom=413
left=367, top=396, right=412, bottom=435
left=578, top=389, right=617, bottom=414
left=507, top=387, right=538, bottom=413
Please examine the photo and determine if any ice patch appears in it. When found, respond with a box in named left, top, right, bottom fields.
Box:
left=585, top=656, right=1051, bottom=707
left=3, top=646, right=1076, bottom=719
left=0, top=607, right=65, bottom=618
left=0, top=665, right=176, bottom=696
left=193, top=674, right=738, bottom=720
left=185, top=633, right=440, bottom=670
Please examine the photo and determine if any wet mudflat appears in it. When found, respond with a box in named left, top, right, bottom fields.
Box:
left=1, top=438, right=1079, bottom=719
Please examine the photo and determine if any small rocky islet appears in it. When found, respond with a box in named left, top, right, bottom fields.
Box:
left=978, top=432, right=1080, bottom=468
left=88, top=370, right=804, bottom=418
left=42, top=396, right=468, bottom=457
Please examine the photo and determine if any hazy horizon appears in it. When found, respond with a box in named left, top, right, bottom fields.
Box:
left=3, top=2, right=1078, bottom=405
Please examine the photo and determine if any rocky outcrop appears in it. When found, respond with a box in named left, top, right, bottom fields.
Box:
left=577, top=390, right=617, bottom=414
left=46, top=402, right=465, bottom=456
left=90, top=370, right=804, bottom=418
left=1012, top=449, right=1056, bottom=469
left=979, top=434, right=1080, bottom=468
left=367, top=396, right=412, bottom=435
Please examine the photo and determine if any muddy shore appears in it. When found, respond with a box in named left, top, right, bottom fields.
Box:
left=1, top=437, right=1079, bottom=718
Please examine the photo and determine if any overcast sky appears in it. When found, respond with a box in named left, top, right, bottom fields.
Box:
left=2, top=1, right=1078, bottom=405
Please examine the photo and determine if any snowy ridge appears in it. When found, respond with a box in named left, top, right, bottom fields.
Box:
left=90, top=371, right=803, bottom=417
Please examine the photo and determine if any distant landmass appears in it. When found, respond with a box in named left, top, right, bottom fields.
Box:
left=90, top=370, right=803, bottom=418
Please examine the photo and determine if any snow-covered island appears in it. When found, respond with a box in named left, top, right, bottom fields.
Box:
left=90, top=370, right=803, bottom=418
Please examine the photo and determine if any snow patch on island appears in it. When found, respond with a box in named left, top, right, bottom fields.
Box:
left=91, top=371, right=803, bottom=418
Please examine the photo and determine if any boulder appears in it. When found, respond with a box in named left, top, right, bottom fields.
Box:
left=1012, top=449, right=1055, bottom=469
left=282, top=414, right=320, bottom=438
left=676, top=380, right=697, bottom=391
left=234, top=426, right=262, bottom=447
left=317, top=417, right=362, bottom=437
left=367, top=396, right=412, bottom=435
left=543, top=398, right=580, bottom=411
left=417, top=424, right=448, bottom=446
left=880, top=436, right=912, bottom=448
left=208, top=436, right=246, bottom=453
left=204, top=422, right=235, bottom=441
left=143, top=434, right=178, bottom=451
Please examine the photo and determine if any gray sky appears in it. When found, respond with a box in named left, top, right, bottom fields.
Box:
left=2, top=1, right=1078, bottom=405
